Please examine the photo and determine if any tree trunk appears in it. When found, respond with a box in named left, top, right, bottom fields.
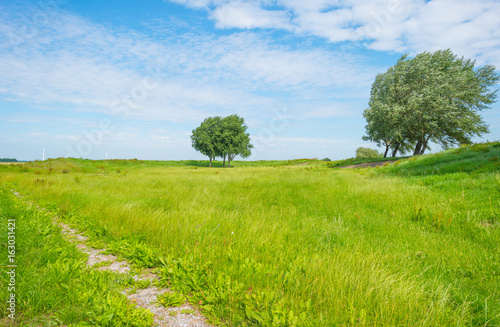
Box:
left=419, top=136, right=430, bottom=155
left=419, top=145, right=426, bottom=155
left=391, top=142, right=400, bottom=157
left=413, top=140, right=423, bottom=156
left=223, top=154, right=226, bottom=167
left=209, top=156, right=212, bottom=167
left=383, top=145, right=389, bottom=158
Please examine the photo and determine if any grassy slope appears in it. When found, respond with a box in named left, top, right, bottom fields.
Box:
left=378, top=143, right=500, bottom=324
left=0, top=143, right=499, bottom=326
left=327, top=156, right=405, bottom=168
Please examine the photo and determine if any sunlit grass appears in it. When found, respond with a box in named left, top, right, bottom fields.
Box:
left=0, top=189, right=153, bottom=326
left=1, top=143, right=499, bottom=326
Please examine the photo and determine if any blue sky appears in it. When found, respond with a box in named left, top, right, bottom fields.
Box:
left=1, top=0, right=499, bottom=161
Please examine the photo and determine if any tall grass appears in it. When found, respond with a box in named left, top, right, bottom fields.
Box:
left=0, top=188, right=153, bottom=325
left=1, top=143, right=499, bottom=325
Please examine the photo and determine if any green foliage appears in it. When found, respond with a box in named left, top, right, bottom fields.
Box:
left=180, top=308, right=195, bottom=314
left=219, top=114, right=253, bottom=166
left=157, top=291, right=186, bottom=307
left=355, top=147, right=382, bottom=159
left=191, top=116, right=222, bottom=166
left=106, top=237, right=161, bottom=268
left=156, top=256, right=308, bottom=326
left=86, top=293, right=153, bottom=327
left=134, top=279, right=152, bottom=289
left=0, top=189, right=154, bottom=326
left=364, top=49, right=499, bottom=156
left=92, top=260, right=114, bottom=268
left=191, top=114, right=253, bottom=166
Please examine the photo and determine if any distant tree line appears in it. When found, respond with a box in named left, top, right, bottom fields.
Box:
left=0, top=158, right=18, bottom=162
left=363, top=49, right=499, bottom=157
left=191, top=114, right=253, bottom=167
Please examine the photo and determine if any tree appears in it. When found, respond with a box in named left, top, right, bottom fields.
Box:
left=363, top=49, right=498, bottom=156
left=362, top=60, right=415, bottom=158
left=219, top=114, right=253, bottom=167
left=355, top=147, right=382, bottom=159
left=191, top=114, right=253, bottom=167
left=191, top=116, right=222, bottom=167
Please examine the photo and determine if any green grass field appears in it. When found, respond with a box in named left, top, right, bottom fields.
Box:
left=1, top=143, right=499, bottom=326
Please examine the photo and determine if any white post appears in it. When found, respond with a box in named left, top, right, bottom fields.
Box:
left=42, top=148, right=45, bottom=161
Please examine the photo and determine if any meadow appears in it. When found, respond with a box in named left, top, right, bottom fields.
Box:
left=1, top=143, right=499, bottom=326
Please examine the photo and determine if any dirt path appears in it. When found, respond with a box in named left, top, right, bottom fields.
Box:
left=12, top=190, right=212, bottom=327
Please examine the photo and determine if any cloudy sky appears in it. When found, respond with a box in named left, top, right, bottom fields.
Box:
left=1, top=0, right=499, bottom=161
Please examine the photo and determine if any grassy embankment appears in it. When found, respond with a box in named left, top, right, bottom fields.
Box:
left=1, top=142, right=499, bottom=326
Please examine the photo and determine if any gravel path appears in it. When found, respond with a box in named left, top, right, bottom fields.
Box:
left=12, top=190, right=213, bottom=327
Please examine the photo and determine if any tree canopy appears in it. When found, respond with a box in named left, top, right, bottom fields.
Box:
left=191, top=116, right=222, bottom=167
left=363, top=49, right=499, bottom=157
left=191, top=114, right=252, bottom=167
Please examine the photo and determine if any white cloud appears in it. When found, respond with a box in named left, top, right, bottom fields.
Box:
left=304, top=103, right=359, bottom=118
left=168, top=0, right=500, bottom=67
left=0, top=51, right=137, bottom=108
left=291, top=8, right=358, bottom=43
left=150, top=132, right=189, bottom=144
left=211, top=2, right=292, bottom=30
left=0, top=8, right=377, bottom=126
left=388, top=0, right=500, bottom=66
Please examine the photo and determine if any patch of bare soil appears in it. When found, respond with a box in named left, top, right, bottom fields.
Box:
left=12, top=190, right=213, bottom=327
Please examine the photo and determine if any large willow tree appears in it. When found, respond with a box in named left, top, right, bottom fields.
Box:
left=363, top=50, right=498, bottom=156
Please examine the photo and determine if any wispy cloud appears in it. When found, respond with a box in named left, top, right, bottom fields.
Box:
left=0, top=6, right=377, bottom=125
left=167, top=0, right=500, bottom=67
left=211, top=2, right=292, bottom=30
left=2, top=0, right=497, bottom=160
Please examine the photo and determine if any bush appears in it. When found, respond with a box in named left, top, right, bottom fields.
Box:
left=356, top=147, right=382, bottom=159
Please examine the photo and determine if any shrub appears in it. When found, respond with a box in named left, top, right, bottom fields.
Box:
left=355, top=147, right=382, bottom=159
